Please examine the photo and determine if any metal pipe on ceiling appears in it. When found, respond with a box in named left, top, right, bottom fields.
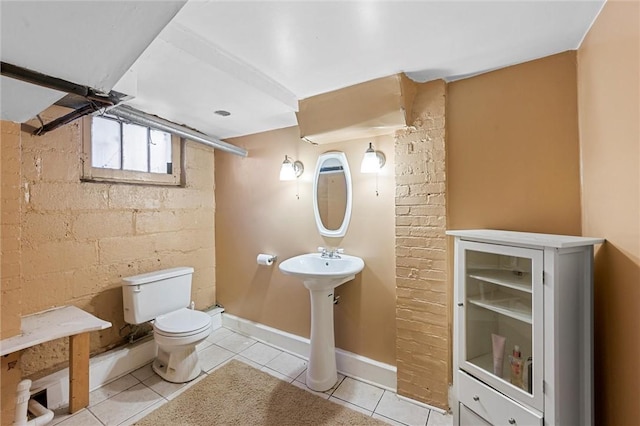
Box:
left=1, top=61, right=248, bottom=157
left=1, top=61, right=120, bottom=105
left=108, top=105, right=248, bottom=157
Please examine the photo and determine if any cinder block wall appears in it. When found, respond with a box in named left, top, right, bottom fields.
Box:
left=395, top=80, right=449, bottom=408
left=1, top=121, right=24, bottom=425
left=1, top=107, right=216, bottom=382
left=1, top=121, right=23, bottom=338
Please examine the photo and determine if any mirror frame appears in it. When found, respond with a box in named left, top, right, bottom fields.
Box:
left=312, top=151, right=353, bottom=238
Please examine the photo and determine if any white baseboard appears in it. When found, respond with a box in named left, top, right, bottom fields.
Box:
left=29, top=308, right=398, bottom=409
left=31, top=307, right=224, bottom=409
left=222, top=313, right=397, bottom=391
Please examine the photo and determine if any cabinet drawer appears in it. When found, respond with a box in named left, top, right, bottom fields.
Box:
left=458, top=370, right=542, bottom=426
left=460, top=403, right=491, bottom=425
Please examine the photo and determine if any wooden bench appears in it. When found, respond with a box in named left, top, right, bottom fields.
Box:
left=0, top=306, right=112, bottom=413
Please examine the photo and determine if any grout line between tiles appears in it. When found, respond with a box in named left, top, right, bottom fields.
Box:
left=327, top=375, right=346, bottom=397
left=86, top=407, right=106, bottom=426
left=376, top=412, right=411, bottom=426
left=370, top=390, right=385, bottom=417
left=89, top=378, right=141, bottom=408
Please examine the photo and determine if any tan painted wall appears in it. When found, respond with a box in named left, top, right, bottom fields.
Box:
left=445, top=51, right=585, bottom=414
left=577, top=1, right=640, bottom=424
left=1, top=107, right=217, bottom=381
left=216, top=127, right=397, bottom=365
left=447, top=51, right=583, bottom=235
left=297, top=75, right=407, bottom=144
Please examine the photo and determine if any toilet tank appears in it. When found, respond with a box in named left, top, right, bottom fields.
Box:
left=122, top=267, right=194, bottom=325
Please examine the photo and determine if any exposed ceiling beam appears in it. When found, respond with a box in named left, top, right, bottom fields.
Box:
left=1, top=62, right=120, bottom=106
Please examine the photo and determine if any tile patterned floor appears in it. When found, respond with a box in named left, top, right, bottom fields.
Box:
left=49, top=327, right=453, bottom=426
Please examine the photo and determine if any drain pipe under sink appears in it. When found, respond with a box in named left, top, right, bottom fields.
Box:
left=14, top=379, right=54, bottom=426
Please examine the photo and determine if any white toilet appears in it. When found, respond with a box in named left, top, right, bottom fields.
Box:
left=122, top=267, right=212, bottom=383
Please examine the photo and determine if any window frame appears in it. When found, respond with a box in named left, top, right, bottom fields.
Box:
left=81, top=115, right=183, bottom=186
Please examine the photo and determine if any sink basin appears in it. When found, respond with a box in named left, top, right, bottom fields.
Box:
left=279, top=253, right=365, bottom=290
left=279, top=252, right=365, bottom=392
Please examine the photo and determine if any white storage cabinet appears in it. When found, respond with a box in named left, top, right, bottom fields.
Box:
left=447, top=230, right=603, bottom=426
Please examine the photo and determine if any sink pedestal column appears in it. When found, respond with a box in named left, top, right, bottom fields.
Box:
left=306, top=287, right=338, bottom=391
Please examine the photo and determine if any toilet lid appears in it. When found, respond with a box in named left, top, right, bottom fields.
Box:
left=154, top=308, right=211, bottom=334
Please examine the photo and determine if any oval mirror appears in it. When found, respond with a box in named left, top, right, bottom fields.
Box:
left=313, top=152, right=352, bottom=238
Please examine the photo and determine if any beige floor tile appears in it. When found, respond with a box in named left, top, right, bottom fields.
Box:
left=205, top=327, right=234, bottom=343
left=332, top=377, right=384, bottom=411
left=130, top=363, right=155, bottom=382
left=198, top=343, right=235, bottom=372
left=89, top=383, right=163, bottom=426
left=374, top=391, right=430, bottom=426
left=215, top=333, right=257, bottom=353
left=142, top=373, right=188, bottom=399
left=291, top=379, right=331, bottom=399
left=54, top=408, right=103, bottom=426
left=233, top=354, right=263, bottom=370
left=89, top=374, right=140, bottom=406
left=117, top=400, right=167, bottom=426
left=264, top=351, right=307, bottom=379
left=427, top=410, right=454, bottom=426
left=261, top=365, right=294, bottom=382
left=373, top=413, right=408, bottom=426
left=239, top=341, right=282, bottom=365
left=329, top=396, right=374, bottom=417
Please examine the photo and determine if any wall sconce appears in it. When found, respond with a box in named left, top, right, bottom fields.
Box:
left=279, top=155, right=304, bottom=181
left=360, top=142, right=386, bottom=173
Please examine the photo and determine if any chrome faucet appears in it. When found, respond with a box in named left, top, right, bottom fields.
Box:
left=318, top=247, right=344, bottom=259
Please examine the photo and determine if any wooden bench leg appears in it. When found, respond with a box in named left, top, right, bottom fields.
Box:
left=69, top=333, right=90, bottom=413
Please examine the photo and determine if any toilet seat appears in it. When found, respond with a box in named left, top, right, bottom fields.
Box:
left=153, top=308, right=211, bottom=337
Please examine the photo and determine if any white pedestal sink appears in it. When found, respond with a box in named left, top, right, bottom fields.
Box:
left=279, top=252, right=364, bottom=391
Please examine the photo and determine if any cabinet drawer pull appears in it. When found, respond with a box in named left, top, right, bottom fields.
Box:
left=508, top=418, right=516, bottom=424
left=457, top=302, right=464, bottom=307
left=472, top=395, right=479, bottom=401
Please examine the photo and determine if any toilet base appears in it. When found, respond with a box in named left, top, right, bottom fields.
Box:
left=153, top=345, right=202, bottom=383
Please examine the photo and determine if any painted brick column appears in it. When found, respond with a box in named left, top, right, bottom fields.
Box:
left=395, top=80, right=450, bottom=408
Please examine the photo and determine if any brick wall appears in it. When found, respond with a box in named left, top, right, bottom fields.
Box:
left=395, top=80, right=450, bottom=409
left=2, top=107, right=216, bottom=380
left=1, top=121, right=23, bottom=425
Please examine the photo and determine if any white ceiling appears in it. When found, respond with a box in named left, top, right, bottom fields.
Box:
left=0, top=0, right=186, bottom=122
left=1, top=0, right=605, bottom=140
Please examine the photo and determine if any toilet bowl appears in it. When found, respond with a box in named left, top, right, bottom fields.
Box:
left=122, top=267, right=212, bottom=384
left=151, top=307, right=212, bottom=383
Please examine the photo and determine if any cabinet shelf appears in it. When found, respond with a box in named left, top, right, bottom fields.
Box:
left=468, top=269, right=532, bottom=293
left=465, top=353, right=514, bottom=383
left=465, top=354, right=532, bottom=395
left=468, top=293, right=532, bottom=324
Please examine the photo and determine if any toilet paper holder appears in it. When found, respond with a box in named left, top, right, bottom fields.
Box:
left=256, top=253, right=277, bottom=266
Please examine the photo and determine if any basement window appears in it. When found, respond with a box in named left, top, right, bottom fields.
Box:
left=82, top=115, right=182, bottom=185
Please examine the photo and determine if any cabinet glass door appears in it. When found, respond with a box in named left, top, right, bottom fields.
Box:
left=456, top=240, right=544, bottom=411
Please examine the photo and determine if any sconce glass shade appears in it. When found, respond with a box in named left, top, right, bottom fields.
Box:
left=280, top=155, right=304, bottom=181
left=361, top=143, right=386, bottom=173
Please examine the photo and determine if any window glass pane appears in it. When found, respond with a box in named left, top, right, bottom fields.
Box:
left=122, top=123, right=148, bottom=172
left=149, top=130, right=172, bottom=174
left=91, top=116, right=121, bottom=169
